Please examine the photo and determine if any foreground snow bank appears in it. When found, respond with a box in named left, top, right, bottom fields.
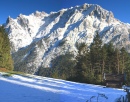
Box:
left=0, top=72, right=126, bottom=102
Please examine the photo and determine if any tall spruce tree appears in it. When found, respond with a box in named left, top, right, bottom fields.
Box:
left=75, top=43, right=89, bottom=82
left=101, top=44, right=107, bottom=74
left=106, top=42, right=115, bottom=73
left=114, top=48, right=120, bottom=74
left=90, top=32, right=102, bottom=73
left=120, top=47, right=129, bottom=74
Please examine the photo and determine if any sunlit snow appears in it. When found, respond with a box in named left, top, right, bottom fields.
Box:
left=0, top=73, right=126, bottom=102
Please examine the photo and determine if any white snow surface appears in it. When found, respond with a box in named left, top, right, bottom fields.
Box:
left=0, top=72, right=126, bottom=102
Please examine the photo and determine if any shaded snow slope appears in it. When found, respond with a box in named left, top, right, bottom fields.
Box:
left=4, top=3, right=130, bottom=74
left=0, top=73, right=126, bottom=102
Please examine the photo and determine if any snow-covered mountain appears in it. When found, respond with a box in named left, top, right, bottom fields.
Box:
left=4, top=3, right=130, bottom=74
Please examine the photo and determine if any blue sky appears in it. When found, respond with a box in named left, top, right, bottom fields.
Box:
left=0, top=0, right=129, bottom=24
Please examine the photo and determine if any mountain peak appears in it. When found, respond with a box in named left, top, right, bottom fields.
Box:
left=33, top=11, right=48, bottom=17
left=6, top=16, right=13, bottom=24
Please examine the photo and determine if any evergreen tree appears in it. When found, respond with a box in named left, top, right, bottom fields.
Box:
left=106, top=42, right=115, bottom=73
left=120, top=47, right=129, bottom=74
left=75, top=43, right=89, bottom=82
left=114, top=48, right=120, bottom=74
left=90, top=32, right=102, bottom=73
left=0, top=26, right=13, bottom=71
left=101, top=44, right=107, bottom=74
left=51, top=53, right=76, bottom=79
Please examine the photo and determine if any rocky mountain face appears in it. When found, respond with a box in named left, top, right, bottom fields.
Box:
left=4, top=3, right=130, bottom=74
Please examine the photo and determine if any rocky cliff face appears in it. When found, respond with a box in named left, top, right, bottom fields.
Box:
left=4, top=3, right=130, bottom=74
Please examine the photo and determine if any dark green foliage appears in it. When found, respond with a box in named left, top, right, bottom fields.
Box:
left=2, top=73, right=12, bottom=77
left=38, top=53, right=76, bottom=80
left=74, top=43, right=90, bottom=83
left=90, top=32, right=102, bottom=73
left=51, top=53, right=76, bottom=79
left=72, top=33, right=130, bottom=85
left=0, top=26, right=13, bottom=71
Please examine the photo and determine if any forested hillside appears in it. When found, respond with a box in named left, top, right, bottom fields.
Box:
left=38, top=33, right=130, bottom=85
left=0, top=26, right=13, bottom=71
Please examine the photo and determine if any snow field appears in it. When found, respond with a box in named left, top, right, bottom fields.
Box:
left=0, top=73, right=127, bottom=102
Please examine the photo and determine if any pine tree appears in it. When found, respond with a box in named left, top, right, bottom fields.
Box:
left=114, top=48, right=120, bottom=74
left=120, top=47, right=129, bottom=74
left=90, top=32, right=102, bottom=73
left=51, top=53, right=76, bottom=79
left=74, top=43, right=89, bottom=82
left=0, top=26, right=13, bottom=71
left=101, top=44, right=107, bottom=74
left=106, top=42, right=115, bottom=73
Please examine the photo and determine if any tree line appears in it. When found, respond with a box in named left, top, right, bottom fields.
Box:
left=0, top=26, right=13, bottom=71
left=38, top=33, right=130, bottom=85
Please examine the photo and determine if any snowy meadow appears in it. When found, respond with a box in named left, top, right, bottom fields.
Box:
left=0, top=73, right=126, bottom=102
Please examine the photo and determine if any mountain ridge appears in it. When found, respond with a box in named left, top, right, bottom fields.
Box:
left=4, top=3, right=130, bottom=74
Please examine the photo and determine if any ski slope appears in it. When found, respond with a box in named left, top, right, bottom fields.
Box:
left=0, top=72, right=126, bottom=102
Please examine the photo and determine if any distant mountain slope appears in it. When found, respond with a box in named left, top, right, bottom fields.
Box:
left=4, top=3, right=130, bottom=74
left=0, top=72, right=126, bottom=102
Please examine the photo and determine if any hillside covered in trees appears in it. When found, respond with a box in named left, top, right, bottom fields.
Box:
left=38, top=33, right=130, bottom=85
left=0, top=26, right=13, bottom=71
